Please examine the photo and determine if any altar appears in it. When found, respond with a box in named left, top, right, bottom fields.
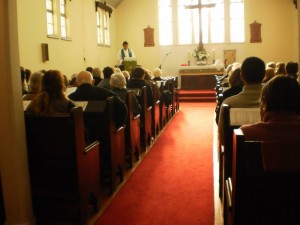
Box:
left=179, top=64, right=224, bottom=90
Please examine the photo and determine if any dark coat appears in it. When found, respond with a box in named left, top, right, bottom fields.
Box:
left=111, top=88, right=141, bottom=117
left=127, top=78, right=154, bottom=107
left=68, top=84, right=128, bottom=127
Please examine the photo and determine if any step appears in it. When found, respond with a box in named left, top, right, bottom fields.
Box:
left=179, top=96, right=216, bottom=102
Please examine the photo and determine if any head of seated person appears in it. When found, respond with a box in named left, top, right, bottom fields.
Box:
left=86, top=66, right=93, bottom=74
left=76, top=71, right=94, bottom=86
left=110, top=73, right=126, bottom=90
left=131, top=67, right=145, bottom=80
left=275, top=62, right=286, bottom=75
left=266, top=62, right=276, bottom=70
left=144, top=69, right=153, bottom=81
left=103, top=67, right=114, bottom=79
left=28, top=72, right=43, bottom=93
left=228, top=66, right=243, bottom=89
left=286, top=61, right=298, bottom=79
left=241, top=57, right=265, bottom=85
left=122, top=70, right=130, bottom=81
left=92, top=67, right=101, bottom=78
left=27, top=70, right=74, bottom=115
left=153, top=68, right=162, bottom=80
left=261, top=75, right=300, bottom=117
left=262, top=67, right=275, bottom=83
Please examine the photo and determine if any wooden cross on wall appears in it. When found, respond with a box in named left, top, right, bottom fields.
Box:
left=185, top=0, right=216, bottom=50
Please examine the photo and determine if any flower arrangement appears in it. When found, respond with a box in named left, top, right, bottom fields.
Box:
left=192, top=47, right=210, bottom=60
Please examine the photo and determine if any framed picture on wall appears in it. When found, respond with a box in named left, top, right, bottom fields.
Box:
left=224, top=50, right=236, bottom=68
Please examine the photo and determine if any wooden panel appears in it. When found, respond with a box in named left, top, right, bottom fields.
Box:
left=180, top=74, right=216, bottom=90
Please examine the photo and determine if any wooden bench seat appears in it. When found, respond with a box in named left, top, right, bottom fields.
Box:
left=125, top=91, right=141, bottom=168
left=224, top=129, right=300, bottom=225
left=76, top=97, right=126, bottom=193
left=25, top=107, right=100, bottom=225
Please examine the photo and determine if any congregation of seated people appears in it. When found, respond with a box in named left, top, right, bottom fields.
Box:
left=21, top=63, right=178, bottom=190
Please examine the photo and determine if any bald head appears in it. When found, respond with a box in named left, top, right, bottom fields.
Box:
left=76, top=71, right=94, bottom=86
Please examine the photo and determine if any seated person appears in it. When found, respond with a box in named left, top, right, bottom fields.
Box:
left=262, top=67, right=275, bottom=83
left=127, top=67, right=154, bottom=108
left=97, top=67, right=114, bottom=90
left=21, top=67, right=28, bottom=94
left=68, top=71, right=128, bottom=127
left=218, top=56, right=265, bottom=144
left=122, top=70, right=130, bottom=83
left=26, top=70, right=75, bottom=115
left=275, top=62, right=286, bottom=75
left=28, top=72, right=43, bottom=94
left=266, top=62, right=276, bottom=70
left=23, top=72, right=44, bottom=100
left=110, top=73, right=141, bottom=117
left=92, top=67, right=102, bottom=86
left=241, top=75, right=300, bottom=141
left=215, top=65, right=243, bottom=123
left=286, top=61, right=298, bottom=79
left=152, top=68, right=166, bottom=81
left=144, top=69, right=161, bottom=100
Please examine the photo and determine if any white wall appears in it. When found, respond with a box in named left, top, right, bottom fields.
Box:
left=17, top=0, right=118, bottom=77
left=115, top=0, right=298, bottom=76
left=16, top=0, right=298, bottom=77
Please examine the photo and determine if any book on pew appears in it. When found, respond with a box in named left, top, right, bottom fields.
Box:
left=23, top=100, right=31, bottom=111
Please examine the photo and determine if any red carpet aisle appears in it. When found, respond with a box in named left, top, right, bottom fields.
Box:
left=96, top=103, right=215, bottom=225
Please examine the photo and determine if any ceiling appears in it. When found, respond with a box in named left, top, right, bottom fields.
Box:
left=105, top=0, right=123, bottom=8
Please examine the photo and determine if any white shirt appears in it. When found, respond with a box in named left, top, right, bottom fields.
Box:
left=117, top=48, right=136, bottom=64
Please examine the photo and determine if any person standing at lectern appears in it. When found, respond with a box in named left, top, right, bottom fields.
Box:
left=117, top=41, right=136, bottom=70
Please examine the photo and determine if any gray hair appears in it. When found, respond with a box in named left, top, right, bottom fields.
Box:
left=110, top=73, right=126, bottom=89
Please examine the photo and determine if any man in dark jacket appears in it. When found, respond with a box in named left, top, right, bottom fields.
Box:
left=69, top=71, right=128, bottom=128
left=127, top=67, right=154, bottom=107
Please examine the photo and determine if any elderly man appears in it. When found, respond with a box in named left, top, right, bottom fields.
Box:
left=68, top=71, right=128, bottom=127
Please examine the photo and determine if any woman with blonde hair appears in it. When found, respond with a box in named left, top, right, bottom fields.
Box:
left=275, top=62, right=286, bottom=75
left=26, top=70, right=75, bottom=116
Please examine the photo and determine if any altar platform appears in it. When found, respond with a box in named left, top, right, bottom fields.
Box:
left=179, top=64, right=224, bottom=90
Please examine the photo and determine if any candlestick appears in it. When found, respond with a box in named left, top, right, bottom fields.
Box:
left=212, top=49, right=216, bottom=64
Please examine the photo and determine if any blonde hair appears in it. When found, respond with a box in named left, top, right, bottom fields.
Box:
left=153, top=68, right=162, bottom=78
left=122, top=70, right=130, bottom=79
left=110, top=73, right=126, bottom=89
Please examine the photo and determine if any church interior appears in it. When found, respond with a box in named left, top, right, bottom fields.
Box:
left=1, top=0, right=300, bottom=224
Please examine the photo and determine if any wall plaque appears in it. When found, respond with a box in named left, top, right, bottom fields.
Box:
left=250, top=21, right=262, bottom=43
left=144, top=26, right=155, bottom=47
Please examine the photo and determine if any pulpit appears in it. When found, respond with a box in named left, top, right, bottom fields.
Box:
left=124, top=58, right=137, bottom=72
left=179, top=64, right=224, bottom=90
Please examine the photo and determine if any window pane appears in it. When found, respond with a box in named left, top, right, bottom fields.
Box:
left=230, top=1, right=244, bottom=42
left=47, top=24, right=54, bottom=35
left=159, top=0, right=172, bottom=45
left=178, top=0, right=193, bottom=44
left=46, top=0, right=53, bottom=10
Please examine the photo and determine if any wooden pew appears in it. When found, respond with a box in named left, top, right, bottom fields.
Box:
left=225, top=129, right=300, bottom=225
left=25, top=107, right=100, bottom=225
left=174, top=76, right=180, bottom=112
left=0, top=175, right=4, bottom=225
left=152, top=83, right=161, bottom=138
left=125, top=91, right=141, bottom=168
left=77, top=97, right=126, bottom=193
left=219, top=104, right=260, bottom=200
left=128, top=87, right=152, bottom=149
left=157, top=81, right=167, bottom=129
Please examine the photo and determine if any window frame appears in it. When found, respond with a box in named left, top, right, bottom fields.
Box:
left=158, top=0, right=245, bottom=46
left=96, top=8, right=111, bottom=47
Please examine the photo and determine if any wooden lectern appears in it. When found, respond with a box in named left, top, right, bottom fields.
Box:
left=124, top=59, right=137, bottom=72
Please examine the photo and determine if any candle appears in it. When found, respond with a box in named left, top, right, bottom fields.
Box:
left=212, top=49, right=215, bottom=61
left=187, top=51, right=191, bottom=61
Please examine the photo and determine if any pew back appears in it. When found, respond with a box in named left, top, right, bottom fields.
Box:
left=25, top=107, right=100, bottom=225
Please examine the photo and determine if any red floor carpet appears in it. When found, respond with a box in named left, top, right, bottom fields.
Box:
left=96, top=102, right=215, bottom=225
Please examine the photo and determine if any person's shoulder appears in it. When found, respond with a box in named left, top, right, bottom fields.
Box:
left=222, top=93, right=241, bottom=106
